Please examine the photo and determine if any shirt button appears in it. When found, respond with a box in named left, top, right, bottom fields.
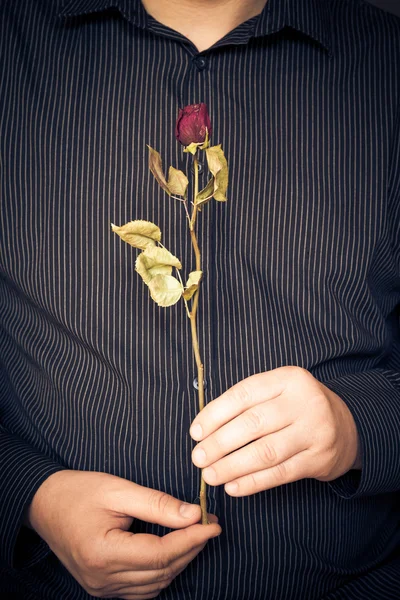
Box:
left=193, top=377, right=207, bottom=390
left=191, top=162, right=204, bottom=175
left=193, top=55, right=208, bottom=71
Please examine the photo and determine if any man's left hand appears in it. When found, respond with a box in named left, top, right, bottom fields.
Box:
left=190, top=367, right=361, bottom=497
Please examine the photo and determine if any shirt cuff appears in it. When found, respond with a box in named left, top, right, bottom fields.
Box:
left=323, top=369, right=400, bottom=498
left=0, top=426, right=65, bottom=568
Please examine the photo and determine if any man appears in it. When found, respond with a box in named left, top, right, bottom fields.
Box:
left=0, top=0, right=399, bottom=598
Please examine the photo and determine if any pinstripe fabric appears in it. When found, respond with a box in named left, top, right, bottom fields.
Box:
left=1, top=0, right=400, bottom=598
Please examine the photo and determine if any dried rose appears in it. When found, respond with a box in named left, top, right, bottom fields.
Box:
left=175, top=103, right=212, bottom=147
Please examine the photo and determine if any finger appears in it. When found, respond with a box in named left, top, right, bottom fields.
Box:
left=116, top=594, right=165, bottom=600
left=224, top=450, right=313, bottom=496
left=192, top=399, right=292, bottom=468
left=103, top=589, right=164, bottom=599
left=106, top=538, right=210, bottom=594
left=190, top=372, right=284, bottom=441
left=107, top=531, right=215, bottom=584
left=113, top=481, right=202, bottom=529
left=103, top=530, right=218, bottom=598
left=109, top=523, right=221, bottom=571
left=104, top=578, right=171, bottom=598
left=120, top=593, right=166, bottom=599
left=159, top=524, right=221, bottom=567
left=207, top=513, right=219, bottom=524
left=200, top=426, right=305, bottom=486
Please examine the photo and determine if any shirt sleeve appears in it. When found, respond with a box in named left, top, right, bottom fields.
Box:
left=0, top=425, right=65, bottom=568
left=326, top=101, right=400, bottom=499
left=325, top=369, right=400, bottom=497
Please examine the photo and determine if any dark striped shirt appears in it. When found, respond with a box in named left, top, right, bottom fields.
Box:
left=1, top=0, right=400, bottom=598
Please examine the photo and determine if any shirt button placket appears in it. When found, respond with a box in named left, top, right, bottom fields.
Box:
left=186, top=49, right=216, bottom=511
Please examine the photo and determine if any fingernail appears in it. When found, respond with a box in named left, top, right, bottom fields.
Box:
left=190, top=424, right=203, bottom=440
left=225, top=482, right=239, bottom=495
left=179, top=503, right=198, bottom=518
left=192, top=447, right=207, bottom=466
left=208, top=514, right=219, bottom=524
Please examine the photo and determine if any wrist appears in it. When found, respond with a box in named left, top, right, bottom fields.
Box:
left=25, top=470, right=68, bottom=532
left=324, top=384, right=362, bottom=475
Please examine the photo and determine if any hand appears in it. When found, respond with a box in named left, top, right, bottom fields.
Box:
left=190, top=366, right=361, bottom=497
left=27, top=470, right=221, bottom=599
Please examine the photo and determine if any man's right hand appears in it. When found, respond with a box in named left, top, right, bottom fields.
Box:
left=26, top=470, right=221, bottom=599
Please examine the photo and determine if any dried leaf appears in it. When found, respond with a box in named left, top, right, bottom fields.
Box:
left=135, top=246, right=182, bottom=285
left=195, top=178, right=214, bottom=209
left=148, top=274, right=184, bottom=307
left=183, top=270, right=202, bottom=300
left=147, top=146, right=171, bottom=195
left=111, top=220, right=161, bottom=250
left=183, top=142, right=201, bottom=155
left=168, top=166, right=189, bottom=197
left=136, top=255, right=172, bottom=285
left=199, top=128, right=210, bottom=150
left=205, top=145, right=228, bottom=202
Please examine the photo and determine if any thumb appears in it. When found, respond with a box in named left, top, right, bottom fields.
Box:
left=117, top=480, right=202, bottom=529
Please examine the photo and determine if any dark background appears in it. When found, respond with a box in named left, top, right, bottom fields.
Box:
left=366, top=0, right=400, bottom=16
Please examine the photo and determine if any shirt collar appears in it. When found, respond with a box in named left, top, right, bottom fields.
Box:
left=255, top=0, right=332, bottom=54
left=57, top=0, right=332, bottom=55
left=57, top=0, right=147, bottom=27
left=57, top=0, right=145, bottom=23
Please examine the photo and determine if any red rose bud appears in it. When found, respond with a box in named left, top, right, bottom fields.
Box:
left=175, top=103, right=212, bottom=147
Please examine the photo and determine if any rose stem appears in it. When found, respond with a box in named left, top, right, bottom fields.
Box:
left=189, top=153, right=208, bottom=525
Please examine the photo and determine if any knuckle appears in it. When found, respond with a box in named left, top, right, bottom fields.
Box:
left=81, top=578, right=104, bottom=596
left=280, top=365, right=308, bottom=379
left=152, top=551, right=170, bottom=571
left=317, top=448, right=339, bottom=479
left=311, top=390, right=330, bottom=412
left=130, top=594, right=160, bottom=600
left=322, top=423, right=337, bottom=449
left=273, top=461, right=288, bottom=482
left=293, top=365, right=308, bottom=377
left=157, top=566, right=174, bottom=583
left=249, top=472, right=259, bottom=491
left=80, top=549, right=107, bottom=573
left=78, top=546, right=109, bottom=594
left=255, top=440, right=277, bottom=465
left=149, top=490, right=172, bottom=518
left=313, top=415, right=336, bottom=450
left=234, top=381, right=253, bottom=409
left=243, top=408, right=266, bottom=434
left=159, top=576, right=174, bottom=590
